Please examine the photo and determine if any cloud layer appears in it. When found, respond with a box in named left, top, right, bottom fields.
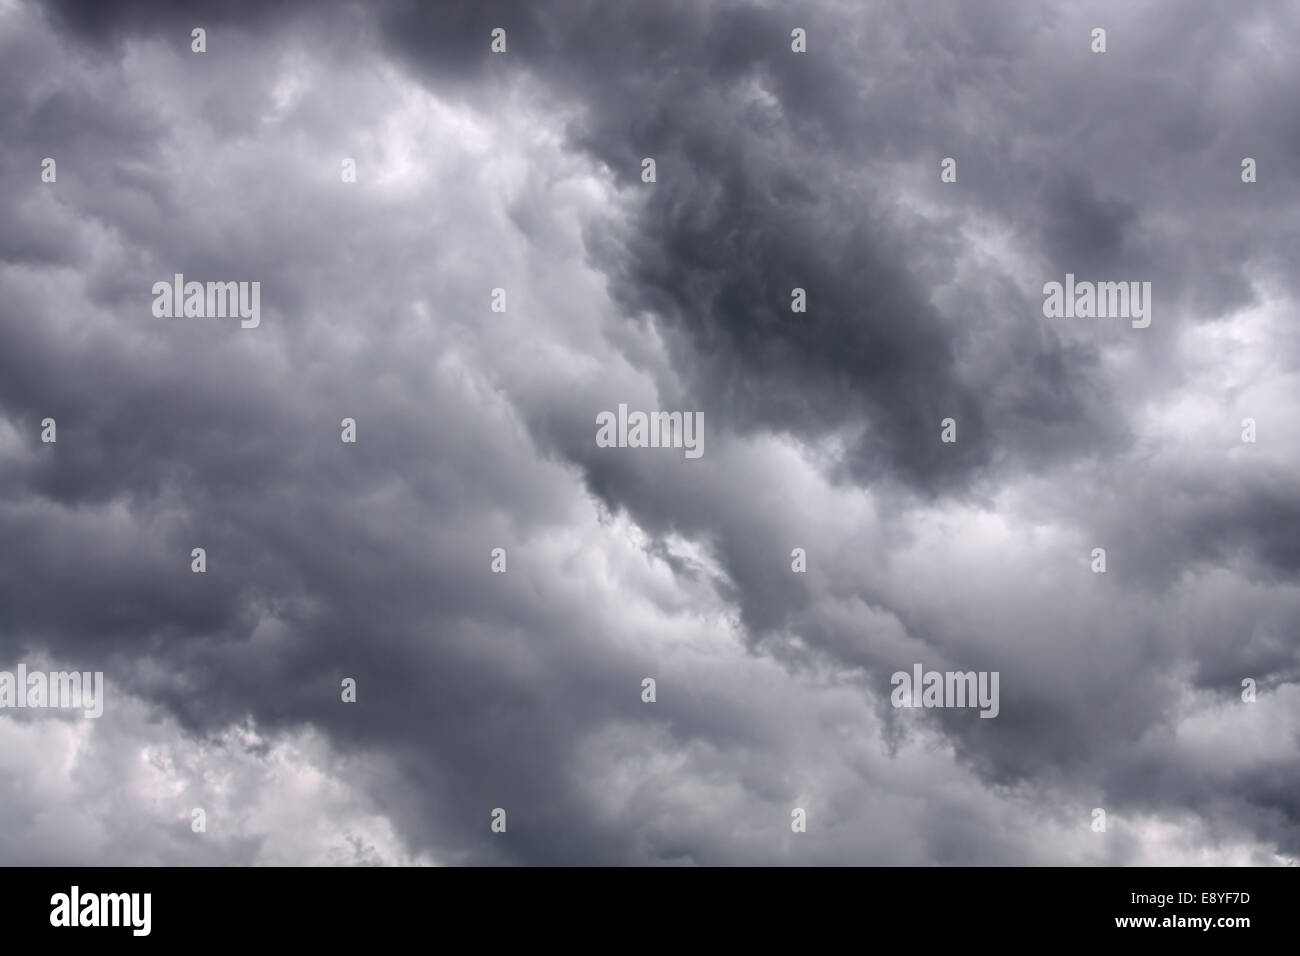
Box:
left=0, top=0, right=1296, bottom=865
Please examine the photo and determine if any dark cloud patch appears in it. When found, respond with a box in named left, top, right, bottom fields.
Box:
left=40, top=0, right=305, bottom=44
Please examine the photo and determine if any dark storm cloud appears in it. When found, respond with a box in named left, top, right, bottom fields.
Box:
left=378, top=0, right=1300, bottom=761
left=3, top=0, right=880, bottom=866
left=0, top=0, right=678, bottom=865
left=1, top=0, right=1297, bottom=866
left=379, top=0, right=1300, bottom=853
left=42, top=0, right=307, bottom=43
left=379, top=0, right=1135, bottom=496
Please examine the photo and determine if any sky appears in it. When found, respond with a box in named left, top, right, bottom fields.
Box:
left=0, top=0, right=1297, bottom=865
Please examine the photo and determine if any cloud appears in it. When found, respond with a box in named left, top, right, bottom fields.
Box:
left=0, top=0, right=1296, bottom=865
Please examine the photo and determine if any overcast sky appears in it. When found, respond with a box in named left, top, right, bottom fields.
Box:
left=1, top=0, right=1297, bottom=865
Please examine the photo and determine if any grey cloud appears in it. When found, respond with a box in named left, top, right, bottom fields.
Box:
left=0, top=0, right=1296, bottom=866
